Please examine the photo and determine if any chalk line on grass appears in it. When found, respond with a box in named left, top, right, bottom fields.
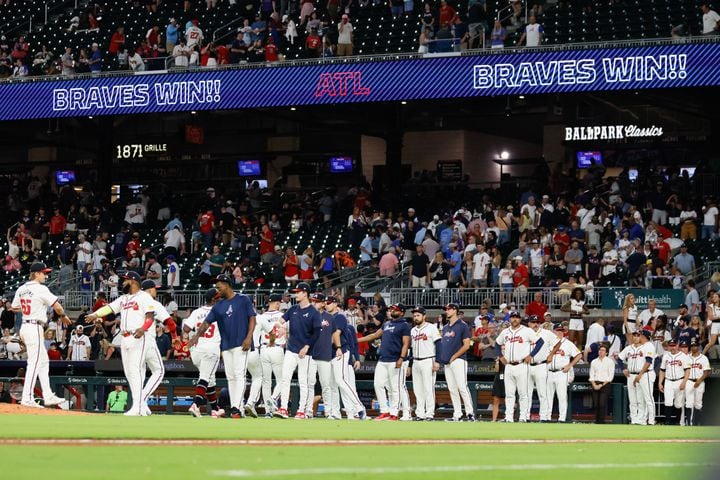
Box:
left=210, top=462, right=717, bottom=477
left=0, top=438, right=717, bottom=446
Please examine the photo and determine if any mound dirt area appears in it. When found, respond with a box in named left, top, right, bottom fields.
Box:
left=0, top=403, right=90, bottom=416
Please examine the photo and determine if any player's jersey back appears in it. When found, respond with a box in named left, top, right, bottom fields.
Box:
left=11, top=281, right=57, bottom=323
left=184, top=305, right=221, bottom=352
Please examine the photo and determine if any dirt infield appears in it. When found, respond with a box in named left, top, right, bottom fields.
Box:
left=0, top=438, right=716, bottom=446
left=0, top=403, right=89, bottom=416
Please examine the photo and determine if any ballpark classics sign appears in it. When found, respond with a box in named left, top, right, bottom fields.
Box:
left=565, top=124, right=664, bottom=141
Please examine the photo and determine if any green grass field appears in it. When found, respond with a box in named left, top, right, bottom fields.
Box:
left=1, top=414, right=718, bottom=480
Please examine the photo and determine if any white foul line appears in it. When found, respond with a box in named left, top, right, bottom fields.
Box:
left=211, top=462, right=716, bottom=477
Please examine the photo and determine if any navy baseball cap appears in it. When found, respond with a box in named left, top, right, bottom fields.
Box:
left=292, top=282, right=312, bottom=293
left=310, top=292, right=326, bottom=302
left=325, top=295, right=339, bottom=304
left=412, top=305, right=426, bottom=314
left=667, top=339, right=678, bottom=346
left=205, top=288, right=219, bottom=302
left=29, top=262, right=52, bottom=273
left=445, top=302, right=460, bottom=311
left=268, top=293, right=283, bottom=303
left=214, top=274, right=233, bottom=285
left=509, top=310, right=521, bottom=318
left=639, top=329, right=652, bottom=339
left=166, top=254, right=176, bottom=261
left=678, top=303, right=688, bottom=309
left=140, top=280, right=156, bottom=290
left=527, top=315, right=540, bottom=323
left=553, top=323, right=564, bottom=331
left=389, top=303, right=406, bottom=313
left=121, top=271, right=142, bottom=282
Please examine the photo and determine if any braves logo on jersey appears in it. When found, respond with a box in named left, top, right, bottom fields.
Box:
left=122, top=301, right=140, bottom=311
left=506, top=336, right=524, bottom=344
left=444, top=331, right=456, bottom=338
left=413, top=333, right=429, bottom=341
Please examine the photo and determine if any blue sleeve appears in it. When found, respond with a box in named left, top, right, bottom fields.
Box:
left=347, top=326, right=359, bottom=363
left=333, top=314, right=348, bottom=334
left=243, top=296, right=256, bottom=318
left=282, top=308, right=291, bottom=323
left=644, top=356, right=653, bottom=365
left=495, top=343, right=503, bottom=356
left=530, top=338, right=544, bottom=357
left=461, top=323, right=470, bottom=340
left=205, top=306, right=218, bottom=324
left=308, top=310, right=323, bottom=349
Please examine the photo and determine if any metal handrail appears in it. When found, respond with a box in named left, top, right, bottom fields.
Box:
left=212, top=17, right=245, bottom=44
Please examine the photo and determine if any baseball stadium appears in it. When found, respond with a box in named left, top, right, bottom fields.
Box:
left=0, top=0, right=719, bottom=478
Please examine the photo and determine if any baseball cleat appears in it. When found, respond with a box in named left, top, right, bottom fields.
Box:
left=412, top=417, right=425, bottom=421
left=211, top=408, right=225, bottom=418
left=387, top=415, right=399, bottom=421
left=265, top=398, right=277, bottom=414
left=123, top=409, right=141, bottom=416
left=230, top=407, right=243, bottom=419
left=294, top=411, right=307, bottom=420
left=425, top=417, right=434, bottom=422
left=357, top=410, right=367, bottom=421
left=305, top=412, right=314, bottom=419
left=399, top=416, right=413, bottom=421
left=374, top=413, right=391, bottom=421
left=141, top=404, right=152, bottom=416
left=274, top=408, right=289, bottom=419
left=189, top=403, right=202, bottom=418
left=44, top=396, right=66, bottom=407
left=20, top=400, right=43, bottom=408
left=326, top=414, right=342, bottom=420
left=244, top=404, right=258, bottom=418
left=445, top=417, right=462, bottom=422
left=465, top=414, right=476, bottom=422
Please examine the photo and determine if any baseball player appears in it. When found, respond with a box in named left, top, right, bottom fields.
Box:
left=658, top=339, right=690, bottom=425
left=328, top=295, right=366, bottom=420
left=87, top=271, right=155, bottom=416
left=243, top=307, right=266, bottom=418
left=187, top=274, right=256, bottom=419
left=495, top=311, right=543, bottom=422
left=257, top=293, right=286, bottom=417
left=12, top=262, right=71, bottom=408
left=524, top=315, right=558, bottom=422
left=409, top=306, right=440, bottom=421
left=358, top=303, right=411, bottom=421
left=619, top=328, right=656, bottom=425
left=274, top=282, right=322, bottom=419
left=308, top=292, right=341, bottom=419
left=183, top=288, right=224, bottom=418
left=546, top=323, right=582, bottom=422
left=345, top=320, right=365, bottom=417
left=685, top=339, right=710, bottom=426
left=139, top=280, right=170, bottom=416
left=438, top=302, right=475, bottom=422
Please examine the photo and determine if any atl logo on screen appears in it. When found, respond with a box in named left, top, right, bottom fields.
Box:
left=315, top=71, right=370, bottom=98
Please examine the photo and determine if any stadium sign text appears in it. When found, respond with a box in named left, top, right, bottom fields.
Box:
left=565, top=124, right=664, bottom=141
left=0, top=41, right=718, bottom=120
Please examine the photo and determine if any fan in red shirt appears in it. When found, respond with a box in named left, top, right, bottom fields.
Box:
left=525, top=292, right=548, bottom=318
left=92, top=292, right=108, bottom=313
left=513, top=257, right=529, bottom=288
left=553, top=226, right=570, bottom=256
left=265, top=37, right=279, bottom=62
left=108, top=27, right=126, bottom=55
left=49, top=209, right=66, bottom=238
left=259, top=224, right=275, bottom=258
left=216, top=44, right=230, bottom=64
left=439, top=0, right=456, bottom=26
left=306, top=29, right=321, bottom=57
left=199, top=211, right=215, bottom=235
left=172, top=336, right=189, bottom=360
left=126, top=232, right=141, bottom=260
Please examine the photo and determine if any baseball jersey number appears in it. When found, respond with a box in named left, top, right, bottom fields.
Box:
left=20, top=299, right=31, bottom=315
left=202, top=323, right=216, bottom=339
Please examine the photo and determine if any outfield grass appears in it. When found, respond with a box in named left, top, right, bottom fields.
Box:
left=0, top=414, right=718, bottom=440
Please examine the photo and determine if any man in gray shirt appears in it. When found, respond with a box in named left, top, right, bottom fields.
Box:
left=672, top=244, right=696, bottom=276
left=61, top=47, right=75, bottom=75
left=564, top=240, right=584, bottom=276
left=685, top=279, right=700, bottom=317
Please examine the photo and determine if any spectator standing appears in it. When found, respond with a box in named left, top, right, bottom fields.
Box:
left=685, top=279, right=701, bottom=317
left=166, top=19, right=179, bottom=52
left=173, top=39, right=191, bottom=67
left=490, top=19, right=506, bottom=49
left=89, top=43, right=102, bottom=74
left=337, top=15, right=354, bottom=56
left=701, top=3, right=720, bottom=34
left=128, top=48, right=145, bottom=72
left=701, top=198, right=718, bottom=239
left=588, top=343, right=614, bottom=424
left=409, top=244, right=430, bottom=287
left=61, top=47, right=75, bottom=75
left=518, top=16, right=543, bottom=47
left=186, top=20, right=204, bottom=49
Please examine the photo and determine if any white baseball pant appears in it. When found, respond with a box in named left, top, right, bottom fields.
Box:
left=191, top=348, right=221, bottom=386
left=525, top=363, right=549, bottom=421
left=279, top=351, right=312, bottom=412
left=684, top=381, right=705, bottom=409
left=663, top=379, right=685, bottom=408
left=331, top=352, right=365, bottom=417
left=503, top=362, right=529, bottom=422
left=411, top=358, right=436, bottom=419
left=260, top=346, right=284, bottom=402
left=627, top=372, right=655, bottom=425
left=315, top=359, right=340, bottom=417
left=120, top=334, right=148, bottom=414
left=246, top=349, right=263, bottom=406
left=305, top=358, right=318, bottom=415
left=626, top=374, right=642, bottom=424
left=547, top=370, right=570, bottom=422
left=400, top=360, right=411, bottom=417
left=641, top=371, right=656, bottom=425
left=20, top=323, right=56, bottom=404
left=222, top=346, right=250, bottom=410
left=141, top=340, right=165, bottom=409
left=374, top=361, right=401, bottom=416
left=444, top=358, right=474, bottom=419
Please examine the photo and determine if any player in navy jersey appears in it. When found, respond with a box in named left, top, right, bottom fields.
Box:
left=438, top=303, right=475, bottom=422
left=188, top=274, right=256, bottom=419
left=308, top=292, right=340, bottom=419
left=358, top=303, right=411, bottom=421
left=274, top=282, right=323, bottom=419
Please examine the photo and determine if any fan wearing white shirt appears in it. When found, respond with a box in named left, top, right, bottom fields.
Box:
left=585, top=318, right=606, bottom=351
left=518, top=16, right=543, bottom=46
left=589, top=343, right=615, bottom=424
left=637, top=299, right=664, bottom=327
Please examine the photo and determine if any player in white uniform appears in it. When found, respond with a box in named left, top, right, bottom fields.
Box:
left=12, top=262, right=71, bottom=408
left=495, top=311, right=542, bottom=423
left=243, top=307, right=265, bottom=418
left=183, top=288, right=224, bottom=418
left=409, top=306, right=441, bottom=421
left=658, top=339, right=690, bottom=425
left=257, top=294, right=286, bottom=417
left=139, top=280, right=169, bottom=416
left=87, top=271, right=155, bottom=416
left=619, top=328, right=656, bottom=425
left=524, top=315, right=558, bottom=422
left=685, top=339, right=710, bottom=426
left=546, top=324, right=582, bottom=422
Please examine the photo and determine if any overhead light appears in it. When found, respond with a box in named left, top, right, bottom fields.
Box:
left=500, top=151, right=509, bottom=160
left=290, top=107, right=296, bottom=111
left=190, top=110, right=197, bottom=115
left=518, top=95, right=525, bottom=99
left=401, top=101, right=407, bottom=105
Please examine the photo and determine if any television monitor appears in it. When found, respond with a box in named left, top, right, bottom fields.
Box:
left=245, top=179, right=268, bottom=189
left=576, top=151, right=603, bottom=169
left=238, top=160, right=261, bottom=176
left=55, top=170, right=76, bottom=185
left=329, top=156, right=353, bottom=173
left=680, top=167, right=696, bottom=178
left=628, top=168, right=639, bottom=182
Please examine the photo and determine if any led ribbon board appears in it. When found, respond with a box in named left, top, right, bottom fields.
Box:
left=0, top=41, right=716, bottom=120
